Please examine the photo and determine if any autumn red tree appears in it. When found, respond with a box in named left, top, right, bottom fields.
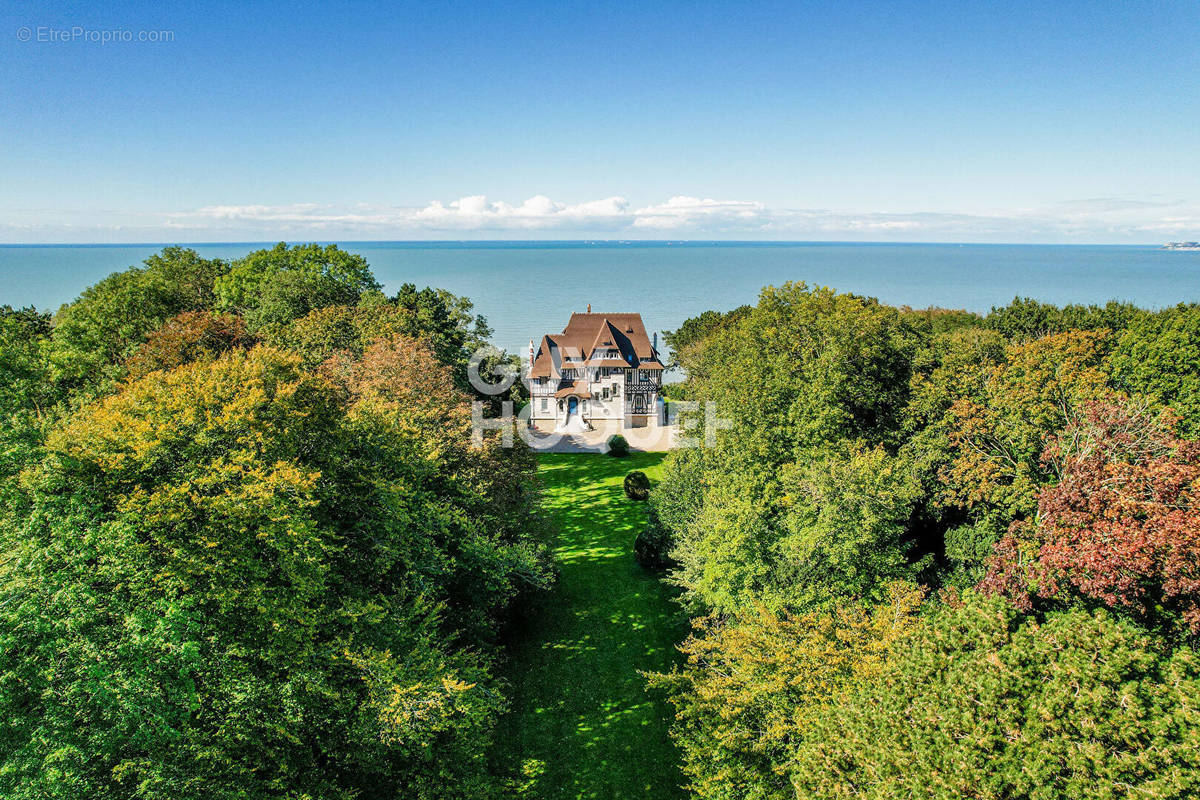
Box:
left=982, top=398, right=1200, bottom=633
left=123, top=310, right=255, bottom=379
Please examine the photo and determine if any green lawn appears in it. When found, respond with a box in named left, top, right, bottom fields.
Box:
left=494, top=452, right=688, bottom=799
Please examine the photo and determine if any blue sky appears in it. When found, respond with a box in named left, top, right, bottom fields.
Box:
left=1, top=0, right=1197, bottom=243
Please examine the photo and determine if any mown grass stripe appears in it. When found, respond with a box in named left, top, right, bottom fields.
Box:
left=494, top=452, right=687, bottom=799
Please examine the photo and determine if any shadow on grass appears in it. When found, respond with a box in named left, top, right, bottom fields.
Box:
left=493, top=453, right=688, bottom=800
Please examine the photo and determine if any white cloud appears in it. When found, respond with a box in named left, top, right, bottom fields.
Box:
left=630, top=196, right=769, bottom=230
left=1, top=193, right=1197, bottom=243
left=408, top=194, right=630, bottom=229
left=164, top=194, right=775, bottom=235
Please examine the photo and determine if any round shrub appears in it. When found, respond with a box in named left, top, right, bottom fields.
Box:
left=635, top=517, right=677, bottom=571
left=607, top=434, right=629, bottom=457
left=624, top=470, right=651, bottom=501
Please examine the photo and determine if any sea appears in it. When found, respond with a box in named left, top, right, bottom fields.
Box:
left=2, top=241, right=1198, bottom=357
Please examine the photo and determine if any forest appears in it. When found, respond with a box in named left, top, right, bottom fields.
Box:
left=1, top=249, right=1199, bottom=799
left=647, top=284, right=1200, bottom=799
left=0, top=245, right=546, bottom=799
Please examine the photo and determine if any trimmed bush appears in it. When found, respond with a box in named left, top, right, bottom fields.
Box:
left=607, top=434, right=629, bottom=457
left=635, top=516, right=677, bottom=571
left=624, top=470, right=651, bottom=501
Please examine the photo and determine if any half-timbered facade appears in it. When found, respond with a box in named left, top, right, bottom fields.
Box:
left=527, top=311, right=666, bottom=431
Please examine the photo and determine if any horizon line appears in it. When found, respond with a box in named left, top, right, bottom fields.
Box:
left=0, top=239, right=1179, bottom=248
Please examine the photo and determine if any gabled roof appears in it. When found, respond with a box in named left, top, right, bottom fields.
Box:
left=528, top=334, right=559, bottom=378
left=528, top=311, right=662, bottom=379
left=588, top=318, right=626, bottom=356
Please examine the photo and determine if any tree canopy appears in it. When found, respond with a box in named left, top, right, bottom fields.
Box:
left=0, top=245, right=546, bottom=799
left=649, top=290, right=1200, bottom=800
left=214, top=242, right=381, bottom=331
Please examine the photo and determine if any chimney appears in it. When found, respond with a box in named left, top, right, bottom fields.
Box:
left=587, top=303, right=591, bottom=314
left=653, top=332, right=658, bottom=352
left=528, top=339, right=535, bottom=370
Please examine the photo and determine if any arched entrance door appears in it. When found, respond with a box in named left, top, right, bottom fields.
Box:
left=567, top=396, right=578, bottom=418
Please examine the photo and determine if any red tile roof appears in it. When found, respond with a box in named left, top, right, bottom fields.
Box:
left=528, top=312, right=663, bottom=379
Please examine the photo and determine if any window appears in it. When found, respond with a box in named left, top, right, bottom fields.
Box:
left=541, top=398, right=548, bottom=411
left=640, top=370, right=650, bottom=383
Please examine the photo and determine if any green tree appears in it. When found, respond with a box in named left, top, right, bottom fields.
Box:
left=790, top=597, right=1200, bottom=800
left=648, top=584, right=923, bottom=800
left=0, top=306, right=56, bottom=495
left=662, top=305, right=751, bottom=372
left=775, top=446, right=924, bottom=607
left=898, top=305, right=982, bottom=338
left=50, top=247, right=229, bottom=390
left=391, top=282, right=492, bottom=368
left=0, top=344, right=544, bottom=799
left=654, top=284, right=920, bottom=613
left=0, top=306, right=54, bottom=417
left=985, top=296, right=1144, bottom=342
left=900, top=325, right=1009, bottom=583
left=215, top=242, right=380, bottom=331
left=264, top=285, right=492, bottom=373
left=1110, top=304, right=1200, bottom=437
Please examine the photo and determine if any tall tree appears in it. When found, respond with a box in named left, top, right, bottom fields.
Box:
left=214, top=242, right=380, bottom=331
left=982, top=398, right=1200, bottom=635
left=0, top=344, right=545, bottom=799
left=50, top=247, right=229, bottom=391
left=0, top=306, right=56, bottom=494
left=648, top=584, right=923, bottom=800
left=790, top=597, right=1200, bottom=800
left=1110, top=304, right=1200, bottom=437
left=655, top=284, right=921, bottom=613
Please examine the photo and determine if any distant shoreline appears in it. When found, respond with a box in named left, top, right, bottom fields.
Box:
left=0, top=240, right=1180, bottom=249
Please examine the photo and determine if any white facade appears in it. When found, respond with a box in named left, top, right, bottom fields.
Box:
left=527, top=366, right=664, bottom=431
left=526, top=313, right=666, bottom=432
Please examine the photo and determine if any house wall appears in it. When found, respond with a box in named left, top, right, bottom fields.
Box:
left=527, top=377, right=559, bottom=420
left=525, top=367, right=664, bottom=427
